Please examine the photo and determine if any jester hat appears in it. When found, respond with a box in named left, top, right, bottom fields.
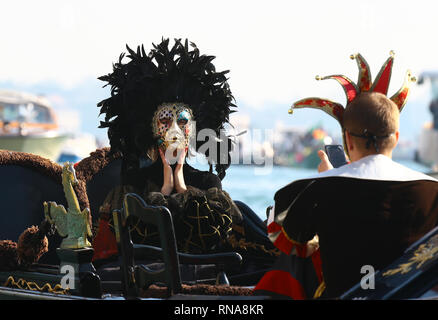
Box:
left=289, top=51, right=416, bottom=153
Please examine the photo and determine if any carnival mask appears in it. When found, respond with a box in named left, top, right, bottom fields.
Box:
left=152, top=103, right=194, bottom=151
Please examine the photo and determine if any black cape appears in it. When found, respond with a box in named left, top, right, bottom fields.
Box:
left=256, top=155, right=438, bottom=298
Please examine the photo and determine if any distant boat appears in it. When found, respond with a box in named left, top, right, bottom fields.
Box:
left=0, top=90, right=68, bottom=162
left=273, top=125, right=335, bottom=169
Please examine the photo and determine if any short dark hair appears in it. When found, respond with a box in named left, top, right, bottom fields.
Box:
left=343, top=92, right=399, bottom=152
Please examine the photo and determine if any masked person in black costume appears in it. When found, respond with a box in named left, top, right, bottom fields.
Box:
left=91, top=39, right=279, bottom=282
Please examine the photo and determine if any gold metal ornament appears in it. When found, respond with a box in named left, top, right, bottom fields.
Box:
left=44, top=163, right=92, bottom=249
left=382, top=234, right=438, bottom=277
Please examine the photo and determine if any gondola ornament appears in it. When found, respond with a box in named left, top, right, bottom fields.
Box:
left=44, top=163, right=92, bottom=249
left=382, top=234, right=438, bottom=276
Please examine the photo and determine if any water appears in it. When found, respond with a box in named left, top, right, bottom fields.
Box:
left=220, top=160, right=433, bottom=220
left=221, top=165, right=313, bottom=220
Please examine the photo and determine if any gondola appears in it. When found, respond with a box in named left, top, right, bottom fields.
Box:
left=1, top=148, right=438, bottom=301
left=0, top=149, right=274, bottom=300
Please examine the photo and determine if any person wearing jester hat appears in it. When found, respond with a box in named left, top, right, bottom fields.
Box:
left=254, top=52, right=438, bottom=299
left=91, top=38, right=279, bottom=282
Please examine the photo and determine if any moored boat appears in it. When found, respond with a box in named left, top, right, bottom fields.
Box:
left=0, top=90, right=68, bottom=162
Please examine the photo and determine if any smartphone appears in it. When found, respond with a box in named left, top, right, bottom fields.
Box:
left=324, top=144, right=348, bottom=168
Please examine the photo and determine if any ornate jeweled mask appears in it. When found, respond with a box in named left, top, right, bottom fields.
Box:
left=152, top=102, right=194, bottom=151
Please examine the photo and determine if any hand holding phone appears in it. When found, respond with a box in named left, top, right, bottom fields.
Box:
left=324, top=144, right=348, bottom=168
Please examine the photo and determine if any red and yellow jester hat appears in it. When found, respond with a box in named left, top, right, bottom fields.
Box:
left=288, top=51, right=416, bottom=155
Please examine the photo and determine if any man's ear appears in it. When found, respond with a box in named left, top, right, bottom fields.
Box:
left=394, top=130, right=400, bottom=147
left=345, top=131, right=354, bottom=152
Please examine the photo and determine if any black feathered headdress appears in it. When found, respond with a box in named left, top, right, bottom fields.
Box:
left=97, top=38, right=236, bottom=179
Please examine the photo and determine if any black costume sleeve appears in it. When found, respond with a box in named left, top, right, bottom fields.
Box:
left=276, top=180, right=318, bottom=244
left=183, top=165, right=222, bottom=190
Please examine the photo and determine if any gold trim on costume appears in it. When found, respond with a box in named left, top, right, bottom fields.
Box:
left=281, top=227, right=307, bottom=246
left=313, top=280, right=326, bottom=299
